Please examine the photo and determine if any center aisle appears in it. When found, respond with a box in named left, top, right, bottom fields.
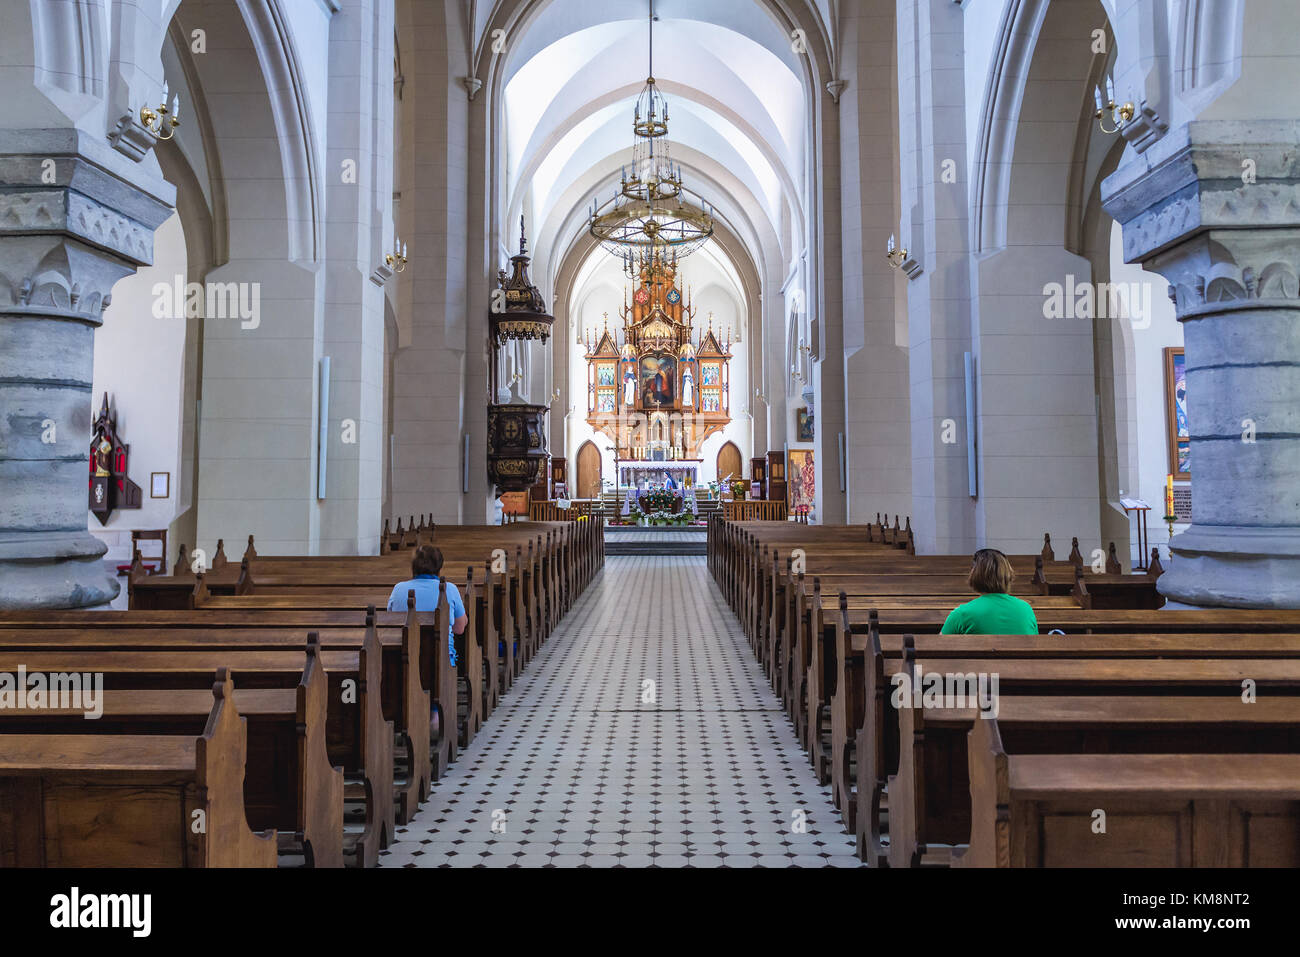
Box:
left=379, top=555, right=863, bottom=867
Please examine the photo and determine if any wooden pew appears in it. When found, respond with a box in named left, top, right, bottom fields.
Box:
left=890, top=694, right=1300, bottom=868
left=173, top=584, right=453, bottom=785
left=0, top=630, right=397, bottom=866
left=779, top=573, right=1079, bottom=741
left=956, top=717, right=1300, bottom=867
left=7, top=514, right=601, bottom=867
left=0, top=636, right=345, bottom=867
left=5, top=581, right=495, bottom=836
left=8, top=608, right=431, bottom=826
left=809, top=598, right=1300, bottom=785
left=0, top=670, right=277, bottom=867
left=853, top=634, right=1300, bottom=865
left=709, top=513, right=1300, bottom=871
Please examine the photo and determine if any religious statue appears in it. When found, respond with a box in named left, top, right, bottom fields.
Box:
left=681, top=365, right=694, bottom=406
left=93, top=435, right=113, bottom=477
left=623, top=365, right=636, bottom=407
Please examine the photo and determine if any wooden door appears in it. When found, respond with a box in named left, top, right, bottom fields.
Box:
left=575, top=441, right=602, bottom=499
left=716, top=442, right=742, bottom=486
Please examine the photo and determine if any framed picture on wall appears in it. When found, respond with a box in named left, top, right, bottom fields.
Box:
left=796, top=407, right=814, bottom=442
left=1163, top=347, right=1190, bottom=480
left=150, top=472, right=170, bottom=498
left=787, top=449, right=815, bottom=511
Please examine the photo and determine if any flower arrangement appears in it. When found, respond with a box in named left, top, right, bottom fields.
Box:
left=638, top=489, right=681, bottom=514
left=641, top=510, right=693, bottom=527
left=730, top=479, right=750, bottom=500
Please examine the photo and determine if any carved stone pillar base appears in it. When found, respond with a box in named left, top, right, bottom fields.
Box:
left=1157, top=526, right=1300, bottom=609
left=0, top=532, right=116, bottom=610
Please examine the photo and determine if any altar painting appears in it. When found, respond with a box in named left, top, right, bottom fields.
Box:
left=641, top=355, right=676, bottom=407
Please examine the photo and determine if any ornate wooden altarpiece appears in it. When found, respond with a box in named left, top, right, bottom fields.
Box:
left=583, top=253, right=731, bottom=467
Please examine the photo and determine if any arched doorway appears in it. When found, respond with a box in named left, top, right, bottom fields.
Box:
left=716, top=442, right=742, bottom=486
left=575, top=440, right=602, bottom=499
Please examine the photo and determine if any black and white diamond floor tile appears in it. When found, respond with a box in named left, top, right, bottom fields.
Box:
left=378, top=555, right=862, bottom=868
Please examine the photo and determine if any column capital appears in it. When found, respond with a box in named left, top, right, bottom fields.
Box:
left=1102, top=120, right=1300, bottom=264
left=0, top=136, right=175, bottom=325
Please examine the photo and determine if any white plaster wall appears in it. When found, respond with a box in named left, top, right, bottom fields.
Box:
left=89, top=212, right=188, bottom=559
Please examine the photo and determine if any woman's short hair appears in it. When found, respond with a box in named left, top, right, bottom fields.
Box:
left=969, top=548, right=1014, bottom=594
left=411, top=545, right=443, bottom=578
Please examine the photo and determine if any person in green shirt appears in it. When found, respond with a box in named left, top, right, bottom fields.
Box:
left=940, top=548, right=1039, bottom=635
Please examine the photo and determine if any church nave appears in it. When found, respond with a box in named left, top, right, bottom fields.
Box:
left=379, top=556, right=860, bottom=868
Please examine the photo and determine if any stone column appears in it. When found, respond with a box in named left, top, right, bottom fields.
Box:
left=1103, top=120, right=1300, bottom=607
left=390, top=0, right=471, bottom=524
left=897, top=0, right=976, bottom=554
left=318, top=0, right=391, bottom=555
left=838, top=0, right=910, bottom=524
left=0, top=132, right=173, bottom=608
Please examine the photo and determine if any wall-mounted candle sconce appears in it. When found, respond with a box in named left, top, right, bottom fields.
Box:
left=140, top=79, right=180, bottom=141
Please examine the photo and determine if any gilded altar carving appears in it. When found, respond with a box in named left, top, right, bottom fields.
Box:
left=583, top=252, right=731, bottom=461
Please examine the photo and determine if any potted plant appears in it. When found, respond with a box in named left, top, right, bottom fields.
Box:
left=731, top=479, right=750, bottom=501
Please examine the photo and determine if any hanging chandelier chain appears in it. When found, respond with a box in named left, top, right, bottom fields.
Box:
left=648, top=0, right=654, bottom=81
left=587, top=0, right=714, bottom=263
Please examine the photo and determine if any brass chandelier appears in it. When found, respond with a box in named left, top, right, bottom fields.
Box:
left=588, top=0, right=714, bottom=265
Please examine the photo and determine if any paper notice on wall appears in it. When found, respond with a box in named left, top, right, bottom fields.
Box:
left=1172, top=485, right=1192, bottom=522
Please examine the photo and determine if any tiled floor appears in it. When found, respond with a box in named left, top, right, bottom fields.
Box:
left=379, top=556, right=862, bottom=868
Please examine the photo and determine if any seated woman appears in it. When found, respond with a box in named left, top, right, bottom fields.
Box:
left=387, top=544, right=468, bottom=664
left=940, top=548, right=1039, bottom=635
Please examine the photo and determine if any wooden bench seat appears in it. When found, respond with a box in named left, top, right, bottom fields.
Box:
left=0, top=639, right=345, bottom=867
left=0, top=632, right=396, bottom=865
left=890, top=695, right=1300, bottom=868
left=0, top=671, right=278, bottom=868
left=853, top=640, right=1300, bottom=863
left=709, top=514, right=1300, bottom=870
left=956, top=720, right=1300, bottom=867
left=802, top=599, right=1300, bottom=781
left=4, top=514, right=600, bottom=867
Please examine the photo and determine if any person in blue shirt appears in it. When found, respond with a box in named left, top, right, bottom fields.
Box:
left=386, top=545, right=468, bottom=665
